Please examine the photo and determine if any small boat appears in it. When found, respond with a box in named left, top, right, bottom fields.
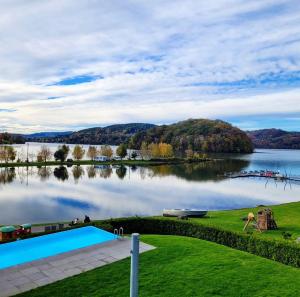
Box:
left=163, top=209, right=207, bottom=218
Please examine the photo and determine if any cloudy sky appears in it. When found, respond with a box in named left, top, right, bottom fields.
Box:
left=0, top=0, right=300, bottom=133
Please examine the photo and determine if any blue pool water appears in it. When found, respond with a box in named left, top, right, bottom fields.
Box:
left=0, top=226, right=116, bottom=270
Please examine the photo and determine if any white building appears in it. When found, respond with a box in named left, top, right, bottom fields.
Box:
left=94, top=156, right=110, bottom=161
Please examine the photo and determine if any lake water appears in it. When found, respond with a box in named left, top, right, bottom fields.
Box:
left=0, top=147, right=300, bottom=225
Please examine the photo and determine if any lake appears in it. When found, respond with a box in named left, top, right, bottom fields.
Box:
left=0, top=147, right=300, bottom=225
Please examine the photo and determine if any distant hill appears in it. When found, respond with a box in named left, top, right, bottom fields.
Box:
left=247, top=129, right=300, bottom=149
left=28, top=123, right=156, bottom=145
left=26, top=131, right=73, bottom=139
left=129, top=119, right=253, bottom=153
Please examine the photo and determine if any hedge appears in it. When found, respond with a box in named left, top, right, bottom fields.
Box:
left=99, top=217, right=300, bottom=268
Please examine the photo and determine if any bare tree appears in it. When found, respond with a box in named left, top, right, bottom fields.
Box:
left=87, top=146, right=98, bottom=160
left=37, top=145, right=52, bottom=162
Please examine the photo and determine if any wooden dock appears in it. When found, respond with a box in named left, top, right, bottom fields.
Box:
left=226, top=170, right=300, bottom=182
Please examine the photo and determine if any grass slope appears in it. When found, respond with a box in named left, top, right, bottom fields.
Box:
left=17, top=235, right=300, bottom=297
left=159, top=201, right=300, bottom=241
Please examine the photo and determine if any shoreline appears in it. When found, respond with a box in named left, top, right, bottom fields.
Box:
left=0, top=157, right=212, bottom=168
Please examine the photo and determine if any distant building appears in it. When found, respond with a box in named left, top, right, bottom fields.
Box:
left=95, top=156, right=110, bottom=162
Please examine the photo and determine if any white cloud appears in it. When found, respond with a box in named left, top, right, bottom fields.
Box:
left=0, top=0, right=300, bottom=132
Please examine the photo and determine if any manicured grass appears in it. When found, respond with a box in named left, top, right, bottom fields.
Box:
left=159, top=201, right=300, bottom=241
left=17, top=235, right=300, bottom=297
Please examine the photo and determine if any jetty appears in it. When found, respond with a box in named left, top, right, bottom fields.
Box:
left=225, top=170, right=300, bottom=182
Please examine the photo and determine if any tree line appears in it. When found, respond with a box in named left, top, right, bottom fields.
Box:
left=0, top=140, right=205, bottom=164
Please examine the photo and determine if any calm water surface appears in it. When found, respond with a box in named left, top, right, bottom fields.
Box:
left=0, top=148, right=300, bottom=224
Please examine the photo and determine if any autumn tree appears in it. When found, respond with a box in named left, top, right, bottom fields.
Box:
left=116, top=144, right=127, bottom=160
left=140, top=142, right=150, bottom=160
left=87, top=146, right=97, bottom=160
left=0, top=147, right=5, bottom=162
left=7, top=146, right=16, bottom=162
left=0, top=146, right=16, bottom=163
left=37, top=145, right=52, bottom=163
left=148, top=143, right=160, bottom=158
left=99, top=145, right=113, bottom=158
left=72, top=145, right=85, bottom=160
left=158, top=143, right=174, bottom=158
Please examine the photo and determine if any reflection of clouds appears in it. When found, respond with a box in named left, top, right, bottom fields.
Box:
left=0, top=164, right=300, bottom=224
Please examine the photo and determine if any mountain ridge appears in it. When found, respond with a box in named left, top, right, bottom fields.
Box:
left=247, top=129, right=300, bottom=149
left=2, top=124, right=300, bottom=150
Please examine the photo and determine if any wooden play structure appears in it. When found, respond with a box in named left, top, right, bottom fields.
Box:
left=243, top=208, right=278, bottom=232
left=257, top=208, right=278, bottom=230
left=243, top=212, right=261, bottom=232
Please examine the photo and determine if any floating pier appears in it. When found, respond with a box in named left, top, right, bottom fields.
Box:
left=226, top=170, right=300, bottom=182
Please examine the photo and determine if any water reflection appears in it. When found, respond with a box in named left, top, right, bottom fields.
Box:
left=97, top=165, right=112, bottom=179
left=0, top=150, right=300, bottom=224
left=72, top=166, right=85, bottom=183
left=0, top=168, right=16, bottom=184
left=54, top=166, right=69, bottom=181
left=87, top=166, right=96, bottom=179
left=116, top=166, right=127, bottom=180
left=37, top=166, right=52, bottom=181
left=146, top=159, right=249, bottom=182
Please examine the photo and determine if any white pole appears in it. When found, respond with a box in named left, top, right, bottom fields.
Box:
left=130, top=233, right=139, bottom=297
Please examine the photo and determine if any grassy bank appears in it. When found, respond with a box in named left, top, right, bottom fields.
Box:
left=177, top=201, right=300, bottom=240
left=5, top=201, right=300, bottom=240
left=17, top=235, right=300, bottom=297
left=0, top=158, right=211, bottom=168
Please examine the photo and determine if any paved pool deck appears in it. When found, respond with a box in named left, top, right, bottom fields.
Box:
left=0, top=237, right=155, bottom=297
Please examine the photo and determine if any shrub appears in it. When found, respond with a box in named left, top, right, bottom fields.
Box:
left=98, top=217, right=300, bottom=268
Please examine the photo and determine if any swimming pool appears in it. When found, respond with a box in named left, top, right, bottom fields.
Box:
left=0, top=226, right=117, bottom=270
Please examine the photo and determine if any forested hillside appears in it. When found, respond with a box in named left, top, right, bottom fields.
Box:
left=0, top=133, right=24, bottom=144
left=247, top=129, right=300, bottom=149
left=129, top=119, right=253, bottom=153
left=30, top=123, right=156, bottom=145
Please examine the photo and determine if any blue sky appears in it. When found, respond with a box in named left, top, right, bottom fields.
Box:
left=0, top=0, right=300, bottom=132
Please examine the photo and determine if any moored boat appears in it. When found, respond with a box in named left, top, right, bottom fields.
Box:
left=163, top=209, right=207, bottom=218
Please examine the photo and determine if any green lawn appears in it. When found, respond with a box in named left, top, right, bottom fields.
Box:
left=17, top=235, right=300, bottom=297
left=159, top=201, right=300, bottom=240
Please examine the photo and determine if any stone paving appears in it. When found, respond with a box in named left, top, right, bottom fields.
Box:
left=0, top=237, right=155, bottom=297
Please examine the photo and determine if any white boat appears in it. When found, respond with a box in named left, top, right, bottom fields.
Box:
left=163, top=209, right=207, bottom=218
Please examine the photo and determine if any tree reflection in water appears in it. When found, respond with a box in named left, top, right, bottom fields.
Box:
left=86, top=166, right=96, bottom=178
left=97, top=165, right=112, bottom=179
left=0, top=159, right=250, bottom=186
left=54, top=166, right=69, bottom=181
left=72, top=165, right=85, bottom=183
left=145, top=159, right=250, bottom=182
left=116, top=165, right=127, bottom=179
left=0, top=168, right=16, bottom=184
left=37, top=166, right=52, bottom=181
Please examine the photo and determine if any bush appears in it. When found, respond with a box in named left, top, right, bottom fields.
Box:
left=98, top=217, right=300, bottom=268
